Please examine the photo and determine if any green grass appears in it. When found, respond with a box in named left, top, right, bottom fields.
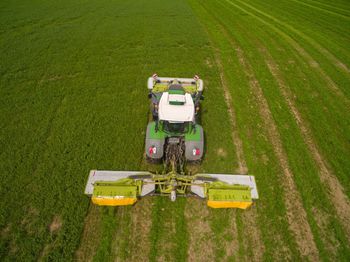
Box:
left=93, top=207, right=119, bottom=262
left=1, top=0, right=350, bottom=261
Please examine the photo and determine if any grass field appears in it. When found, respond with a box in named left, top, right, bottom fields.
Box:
left=1, top=0, right=349, bottom=261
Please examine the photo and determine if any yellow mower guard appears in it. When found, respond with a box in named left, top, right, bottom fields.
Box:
left=92, top=197, right=137, bottom=206
left=207, top=200, right=252, bottom=209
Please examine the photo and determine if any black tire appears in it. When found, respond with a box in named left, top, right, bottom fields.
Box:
left=146, top=155, right=162, bottom=164
left=187, top=159, right=202, bottom=165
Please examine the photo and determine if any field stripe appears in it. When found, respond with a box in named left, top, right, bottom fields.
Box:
left=218, top=27, right=320, bottom=259
left=258, top=45, right=350, bottom=243
left=184, top=199, right=215, bottom=262
left=204, top=56, right=240, bottom=260
left=214, top=43, right=265, bottom=261
left=148, top=198, right=188, bottom=262
left=75, top=205, right=102, bottom=261
left=213, top=44, right=264, bottom=261
left=234, top=0, right=350, bottom=76
left=223, top=0, right=350, bottom=108
left=126, top=198, right=153, bottom=262
left=214, top=43, right=247, bottom=175
left=289, top=0, right=350, bottom=20
left=303, top=0, right=350, bottom=16
left=191, top=3, right=265, bottom=260
left=194, top=1, right=282, bottom=260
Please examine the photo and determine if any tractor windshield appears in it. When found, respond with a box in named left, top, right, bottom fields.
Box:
left=163, top=121, right=189, bottom=133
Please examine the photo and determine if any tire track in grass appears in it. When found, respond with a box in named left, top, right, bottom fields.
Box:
left=303, top=0, right=350, bottom=16
left=235, top=0, right=350, bottom=75
left=75, top=205, right=102, bottom=262
left=213, top=48, right=265, bottom=261
left=194, top=26, right=240, bottom=262
left=149, top=197, right=188, bottom=262
left=258, top=45, right=350, bottom=243
left=219, top=27, right=320, bottom=260
left=214, top=49, right=247, bottom=175
left=193, top=2, right=265, bottom=259
left=290, top=0, right=350, bottom=20
left=190, top=1, right=298, bottom=259
left=127, top=197, right=153, bottom=262
left=184, top=198, right=215, bottom=262
left=183, top=72, right=241, bottom=261
left=110, top=206, right=133, bottom=262
left=193, top=1, right=301, bottom=260
left=223, top=0, right=350, bottom=106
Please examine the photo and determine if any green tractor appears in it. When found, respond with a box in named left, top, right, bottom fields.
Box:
left=84, top=75, right=258, bottom=209
left=145, top=75, right=204, bottom=167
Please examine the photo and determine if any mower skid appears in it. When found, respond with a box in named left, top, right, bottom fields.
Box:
left=85, top=170, right=155, bottom=206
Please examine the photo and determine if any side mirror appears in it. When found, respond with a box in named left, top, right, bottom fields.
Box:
left=200, top=95, right=204, bottom=100
left=148, top=93, right=152, bottom=99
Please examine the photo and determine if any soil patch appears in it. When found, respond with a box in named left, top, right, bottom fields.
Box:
left=49, top=215, right=62, bottom=233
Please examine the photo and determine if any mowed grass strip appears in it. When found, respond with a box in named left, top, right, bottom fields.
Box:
left=235, top=0, right=350, bottom=76
left=201, top=0, right=350, bottom=259
left=197, top=13, right=265, bottom=261
left=220, top=0, right=350, bottom=239
left=221, top=0, right=350, bottom=200
left=223, top=0, right=350, bottom=102
left=190, top=0, right=302, bottom=260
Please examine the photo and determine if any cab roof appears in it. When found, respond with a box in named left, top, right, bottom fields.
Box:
left=158, top=92, right=194, bottom=122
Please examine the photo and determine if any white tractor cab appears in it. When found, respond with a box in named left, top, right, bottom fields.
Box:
left=145, top=75, right=204, bottom=163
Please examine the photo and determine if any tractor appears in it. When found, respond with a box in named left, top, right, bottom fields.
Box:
left=84, top=75, right=258, bottom=209
left=145, top=74, right=204, bottom=168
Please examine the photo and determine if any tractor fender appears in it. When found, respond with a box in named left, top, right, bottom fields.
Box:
left=185, top=125, right=204, bottom=161
left=145, top=122, right=165, bottom=160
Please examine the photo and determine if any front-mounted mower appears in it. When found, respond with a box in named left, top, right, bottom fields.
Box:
left=84, top=75, right=258, bottom=209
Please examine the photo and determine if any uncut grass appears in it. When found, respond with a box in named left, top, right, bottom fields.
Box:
left=204, top=0, right=350, bottom=259
left=0, top=1, right=246, bottom=260
left=1, top=0, right=161, bottom=260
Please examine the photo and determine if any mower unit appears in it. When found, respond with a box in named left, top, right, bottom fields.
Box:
left=84, top=75, right=258, bottom=209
